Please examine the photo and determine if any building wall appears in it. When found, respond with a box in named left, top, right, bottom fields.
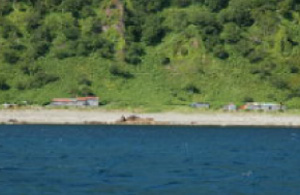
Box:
left=51, top=102, right=77, bottom=106
left=224, top=105, right=237, bottom=111
left=87, top=100, right=99, bottom=106
left=76, top=101, right=87, bottom=106
left=190, top=103, right=210, bottom=108
left=245, top=103, right=285, bottom=111
left=51, top=98, right=99, bottom=107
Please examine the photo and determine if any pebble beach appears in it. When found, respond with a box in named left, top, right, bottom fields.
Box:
left=1, top=109, right=300, bottom=127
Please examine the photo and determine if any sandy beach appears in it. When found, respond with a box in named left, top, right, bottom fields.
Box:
left=0, top=109, right=300, bottom=127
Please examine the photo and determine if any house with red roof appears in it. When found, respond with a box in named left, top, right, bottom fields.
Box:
left=51, top=97, right=99, bottom=107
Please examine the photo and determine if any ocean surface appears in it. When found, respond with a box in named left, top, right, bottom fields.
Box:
left=0, top=125, right=299, bottom=195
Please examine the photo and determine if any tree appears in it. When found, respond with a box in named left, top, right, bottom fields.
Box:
left=0, top=0, right=13, bottom=16
left=221, top=23, right=241, bottom=43
left=173, top=0, right=192, bottom=7
left=165, top=11, right=189, bottom=32
left=20, top=62, right=41, bottom=76
left=26, top=12, right=42, bottom=32
left=142, top=15, right=167, bottom=45
left=63, top=26, right=80, bottom=40
left=125, top=43, right=144, bottom=65
left=2, top=49, right=20, bottom=64
left=132, top=0, right=170, bottom=12
left=205, top=0, right=229, bottom=12
left=218, top=0, right=255, bottom=27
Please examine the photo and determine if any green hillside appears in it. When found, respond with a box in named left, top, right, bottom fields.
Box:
left=1, top=0, right=300, bottom=110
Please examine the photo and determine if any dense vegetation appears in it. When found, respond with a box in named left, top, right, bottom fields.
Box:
left=1, top=0, right=300, bottom=110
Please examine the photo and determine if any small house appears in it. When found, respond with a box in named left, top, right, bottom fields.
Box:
left=76, top=97, right=99, bottom=107
left=260, top=103, right=286, bottom=111
left=241, top=102, right=286, bottom=111
left=190, top=102, right=210, bottom=109
left=51, top=97, right=99, bottom=107
left=51, top=98, right=77, bottom=106
left=223, top=103, right=237, bottom=111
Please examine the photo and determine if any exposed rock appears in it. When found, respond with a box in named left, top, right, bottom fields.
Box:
left=116, top=115, right=155, bottom=124
left=8, top=119, right=18, bottom=124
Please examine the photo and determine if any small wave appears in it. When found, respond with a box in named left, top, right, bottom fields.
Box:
left=291, top=133, right=299, bottom=141
left=242, top=170, right=253, bottom=177
left=291, top=133, right=298, bottom=137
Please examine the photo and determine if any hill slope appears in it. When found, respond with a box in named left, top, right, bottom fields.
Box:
left=0, top=0, right=300, bottom=109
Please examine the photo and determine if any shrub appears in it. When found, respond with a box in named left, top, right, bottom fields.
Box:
left=53, top=41, right=77, bottom=59
left=290, top=66, right=299, bottom=73
left=34, top=42, right=50, bottom=58
left=2, top=49, right=20, bottom=64
left=99, top=43, right=115, bottom=59
left=80, top=6, right=96, bottom=18
left=173, top=0, right=192, bottom=7
left=1, top=21, right=22, bottom=39
left=247, top=50, right=266, bottom=63
left=271, top=79, right=289, bottom=90
left=109, top=65, right=133, bottom=79
left=20, top=63, right=42, bottom=76
left=250, top=67, right=271, bottom=80
left=180, top=47, right=189, bottom=56
left=221, top=23, right=241, bottom=44
left=16, top=81, right=28, bottom=90
left=213, top=45, right=229, bottom=59
left=78, top=76, right=92, bottom=86
left=288, top=87, right=300, bottom=99
left=63, top=26, right=80, bottom=40
left=69, top=85, right=95, bottom=96
left=29, top=72, right=59, bottom=88
left=234, top=40, right=253, bottom=57
left=125, top=43, right=145, bottom=65
left=0, top=1, right=13, bottom=16
left=184, top=83, right=201, bottom=94
left=142, top=15, right=166, bottom=45
left=91, top=19, right=102, bottom=34
left=78, top=86, right=95, bottom=96
left=26, top=12, right=42, bottom=32
left=0, top=78, right=10, bottom=90
left=243, top=96, right=254, bottom=103
left=161, top=56, right=170, bottom=65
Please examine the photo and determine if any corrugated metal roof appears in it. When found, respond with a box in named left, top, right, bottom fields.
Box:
left=52, top=98, right=76, bottom=102
left=76, top=97, right=99, bottom=101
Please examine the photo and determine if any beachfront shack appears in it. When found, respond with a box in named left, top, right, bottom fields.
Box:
left=51, top=97, right=99, bottom=107
left=223, top=103, right=237, bottom=111
left=76, top=97, right=99, bottom=106
left=240, top=102, right=286, bottom=111
left=190, top=102, right=210, bottom=109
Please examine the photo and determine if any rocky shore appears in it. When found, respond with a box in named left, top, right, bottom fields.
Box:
left=0, top=109, right=300, bottom=127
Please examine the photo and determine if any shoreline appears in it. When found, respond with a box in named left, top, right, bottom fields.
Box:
left=1, top=109, right=300, bottom=127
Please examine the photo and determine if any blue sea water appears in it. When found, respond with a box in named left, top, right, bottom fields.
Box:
left=0, top=125, right=299, bottom=195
